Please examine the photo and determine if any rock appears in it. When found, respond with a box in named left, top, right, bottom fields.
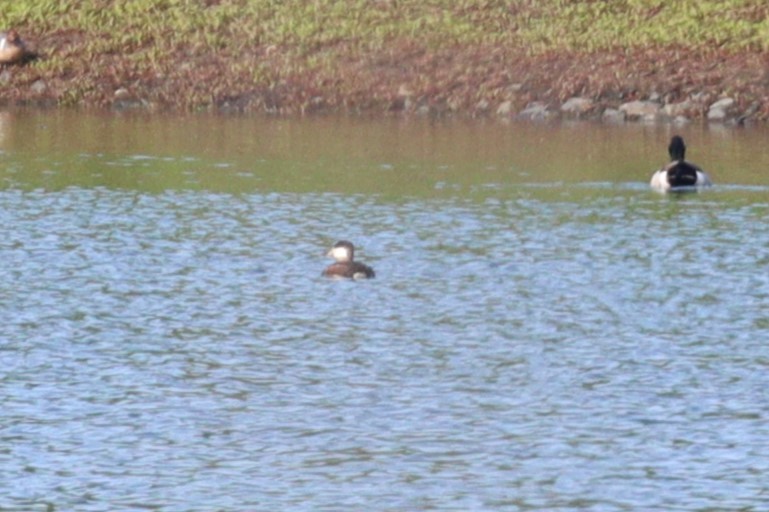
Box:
left=30, top=80, right=46, bottom=94
left=737, top=102, right=760, bottom=125
left=707, top=97, right=735, bottom=121
left=710, top=97, right=735, bottom=110
left=707, top=108, right=728, bottom=121
left=560, top=97, right=594, bottom=116
left=475, top=99, right=490, bottom=113
left=397, top=84, right=413, bottom=98
left=619, top=100, right=660, bottom=120
left=662, top=99, right=693, bottom=118
left=415, top=104, right=432, bottom=116
left=517, top=101, right=551, bottom=121
left=602, top=108, right=626, bottom=123
left=691, top=92, right=710, bottom=103
left=496, top=100, right=514, bottom=117
left=112, top=88, right=146, bottom=109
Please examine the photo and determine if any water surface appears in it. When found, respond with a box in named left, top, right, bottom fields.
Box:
left=1, top=111, right=769, bottom=511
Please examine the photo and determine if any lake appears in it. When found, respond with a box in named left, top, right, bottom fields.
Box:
left=1, top=110, right=768, bottom=511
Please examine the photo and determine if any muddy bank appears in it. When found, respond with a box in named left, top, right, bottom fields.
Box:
left=3, top=31, right=769, bottom=124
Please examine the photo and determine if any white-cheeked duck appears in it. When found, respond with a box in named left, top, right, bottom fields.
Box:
left=322, top=240, right=375, bottom=280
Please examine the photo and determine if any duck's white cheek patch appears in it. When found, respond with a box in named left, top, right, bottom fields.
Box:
left=331, top=247, right=350, bottom=260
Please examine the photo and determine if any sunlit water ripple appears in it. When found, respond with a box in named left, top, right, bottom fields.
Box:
left=2, top=184, right=769, bottom=511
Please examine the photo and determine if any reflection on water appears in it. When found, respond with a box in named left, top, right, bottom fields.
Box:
left=2, top=110, right=769, bottom=195
left=1, top=111, right=769, bottom=511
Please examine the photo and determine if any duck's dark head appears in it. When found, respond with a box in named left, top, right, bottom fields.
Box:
left=668, top=135, right=686, bottom=161
left=5, top=30, right=20, bottom=44
left=327, top=240, right=355, bottom=262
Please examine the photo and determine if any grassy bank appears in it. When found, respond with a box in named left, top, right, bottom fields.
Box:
left=3, top=1, right=769, bottom=117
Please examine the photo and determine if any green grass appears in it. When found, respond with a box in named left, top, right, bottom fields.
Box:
left=4, top=0, right=769, bottom=55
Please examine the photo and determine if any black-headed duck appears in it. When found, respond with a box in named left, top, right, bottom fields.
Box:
left=650, top=136, right=712, bottom=191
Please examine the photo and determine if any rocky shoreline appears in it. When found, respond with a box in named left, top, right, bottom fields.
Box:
left=505, top=94, right=752, bottom=125
left=384, top=47, right=769, bottom=126
left=1, top=33, right=768, bottom=125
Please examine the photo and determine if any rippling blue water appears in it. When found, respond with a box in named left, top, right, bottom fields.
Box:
left=2, top=182, right=769, bottom=511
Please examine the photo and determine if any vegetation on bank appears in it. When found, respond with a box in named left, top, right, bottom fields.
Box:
left=7, top=0, right=769, bottom=53
left=2, top=1, right=769, bottom=116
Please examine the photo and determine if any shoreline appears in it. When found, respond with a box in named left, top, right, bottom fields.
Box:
left=2, top=32, right=769, bottom=125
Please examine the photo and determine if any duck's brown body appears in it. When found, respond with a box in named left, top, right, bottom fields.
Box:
left=322, top=261, right=376, bottom=279
left=322, top=240, right=375, bottom=280
left=0, top=30, right=34, bottom=65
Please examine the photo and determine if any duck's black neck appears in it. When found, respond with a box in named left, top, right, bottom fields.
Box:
left=668, top=136, right=686, bottom=161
